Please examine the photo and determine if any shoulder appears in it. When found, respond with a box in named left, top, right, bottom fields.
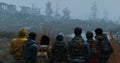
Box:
left=11, top=38, right=19, bottom=44
left=12, top=37, right=27, bottom=42
left=102, top=34, right=108, bottom=38
left=31, top=43, right=38, bottom=48
left=31, top=41, right=38, bottom=48
left=96, top=35, right=103, bottom=40
left=21, top=37, right=27, bottom=41
left=11, top=38, right=18, bottom=42
left=54, top=41, right=65, bottom=46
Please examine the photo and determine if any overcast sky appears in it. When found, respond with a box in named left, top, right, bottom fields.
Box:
left=0, top=0, right=120, bottom=21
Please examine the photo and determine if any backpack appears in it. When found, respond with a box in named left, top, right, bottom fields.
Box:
left=23, top=40, right=37, bottom=59
left=52, top=42, right=67, bottom=62
left=100, top=38, right=113, bottom=54
left=37, top=51, right=48, bottom=63
left=89, top=41, right=99, bottom=57
left=70, top=38, right=85, bottom=58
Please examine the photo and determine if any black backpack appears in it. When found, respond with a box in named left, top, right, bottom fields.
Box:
left=70, top=38, right=85, bottom=58
left=52, top=42, right=67, bottom=62
left=100, top=38, right=113, bottom=54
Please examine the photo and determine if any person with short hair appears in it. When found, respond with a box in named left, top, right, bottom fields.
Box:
left=95, top=28, right=113, bottom=63
left=37, top=35, right=50, bottom=63
left=85, top=31, right=100, bottom=63
left=24, top=32, right=38, bottom=63
left=68, top=27, right=89, bottom=63
left=40, top=35, right=50, bottom=51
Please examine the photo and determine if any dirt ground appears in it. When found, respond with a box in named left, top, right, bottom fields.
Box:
left=108, top=37, right=120, bottom=63
left=0, top=32, right=120, bottom=63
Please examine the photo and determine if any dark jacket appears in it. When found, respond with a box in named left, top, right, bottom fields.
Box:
left=51, top=41, right=68, bottom=63
left=68, top=36, right=89, bottom=62
left=87, top=39, right=100, bottom=58
left=24, top=39, right=38, bottom=62
left=95, top=34, right=113, bottom=56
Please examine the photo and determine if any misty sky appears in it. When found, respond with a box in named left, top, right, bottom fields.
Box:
left=0, top=0, right=120, bottom=21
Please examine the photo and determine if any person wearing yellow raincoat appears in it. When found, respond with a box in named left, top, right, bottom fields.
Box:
left=9, top=27, right=27, bottom=63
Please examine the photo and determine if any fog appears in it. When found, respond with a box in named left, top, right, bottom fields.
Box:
left=0, top=1, right=120, bottom=63
left=0, top=0, right=119, bottom=35
left=1, top=0, right=120, bottom=21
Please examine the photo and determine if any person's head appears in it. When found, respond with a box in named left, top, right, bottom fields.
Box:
left=28, top=32, right=37, bottom=40
left=95, top=28, right=103, bottom=35
left=56, top=32, right=64, bottom=41
left=74, top=27, right=82, bottom=36
left=58, top=32, right=64, bottom=37
left=86, top=31, right=93, bottom=39
left=40, top=35, right=50, bottom=45
left=19, top=27, right=27, bottom=36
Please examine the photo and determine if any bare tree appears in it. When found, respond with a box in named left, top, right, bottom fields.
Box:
left=62, top=7, right=70, bottom=20
left=54, top=3, right=61, bottom=21
left=89, top=1, right=98, bottom=21
left=45, top=2, right=53, bottom=18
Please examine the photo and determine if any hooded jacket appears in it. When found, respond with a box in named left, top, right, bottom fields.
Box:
left=9, top=28, right=27, bottom=59
left=9, top=37, right=27, bottom=59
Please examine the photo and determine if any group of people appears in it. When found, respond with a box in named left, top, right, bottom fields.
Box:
left=9, top=27, right=113, bottom=63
